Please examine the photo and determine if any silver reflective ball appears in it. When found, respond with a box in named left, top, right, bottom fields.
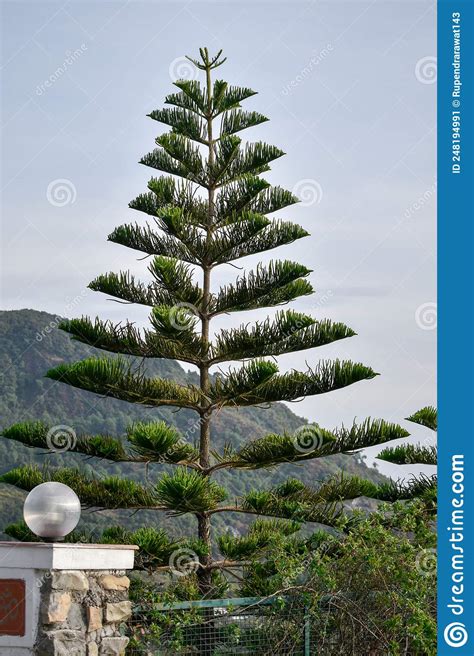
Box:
left=23, top=482, right=81, bottom=539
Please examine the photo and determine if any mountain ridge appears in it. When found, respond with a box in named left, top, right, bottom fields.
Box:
left=0, top=308, right=386, bottom=538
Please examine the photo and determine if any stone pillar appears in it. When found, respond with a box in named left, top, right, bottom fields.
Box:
left=0, top=542, right=137, bottom=656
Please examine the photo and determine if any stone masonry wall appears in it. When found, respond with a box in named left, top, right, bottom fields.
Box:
left=35, top=570, right=131, bottom=656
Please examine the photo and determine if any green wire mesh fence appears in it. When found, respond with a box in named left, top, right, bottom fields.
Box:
left=127, top=595, right=312, bottom=656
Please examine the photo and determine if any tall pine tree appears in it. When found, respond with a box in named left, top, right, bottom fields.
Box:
left=1, top=49, right=434, bottom=595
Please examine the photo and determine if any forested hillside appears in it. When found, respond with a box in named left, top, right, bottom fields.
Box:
left=0, top=309, right=385, bottom=537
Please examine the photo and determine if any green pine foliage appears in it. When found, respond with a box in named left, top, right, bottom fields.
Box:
left=406, top=406, right=437, bottom=431
left=0, top=465, right=158, bottom=509
left=218, top=519, right=301, bottom=560
left=377, top=407, right=438, bottom=466
left=378, top=443, right=437, bottom=465
left=0, top=48, right=433, bottom=596
left=155, top=469, right=227, bottom=514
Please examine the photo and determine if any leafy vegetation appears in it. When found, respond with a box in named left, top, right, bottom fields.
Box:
left=125, top=497, right=436, bottom=655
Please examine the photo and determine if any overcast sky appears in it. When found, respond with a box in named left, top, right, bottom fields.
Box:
left=1, top=0, right=436, bottom=478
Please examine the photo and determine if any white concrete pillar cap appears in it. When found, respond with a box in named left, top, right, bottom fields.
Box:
left=0, top=541, right=138, bottom=570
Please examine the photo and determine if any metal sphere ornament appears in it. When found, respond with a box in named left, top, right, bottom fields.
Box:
left=23, top=482, right=81, bottom=541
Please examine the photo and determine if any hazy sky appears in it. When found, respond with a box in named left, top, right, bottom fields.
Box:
left=1, top=0, right=436, bottom=478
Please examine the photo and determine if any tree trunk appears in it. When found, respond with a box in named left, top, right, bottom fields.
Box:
left=197, top=54, right=216, bottom=596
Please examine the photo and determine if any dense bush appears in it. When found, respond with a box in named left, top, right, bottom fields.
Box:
left=309, top=499, right=436, bottom=655
left=125, top=498, right=436, bottom=655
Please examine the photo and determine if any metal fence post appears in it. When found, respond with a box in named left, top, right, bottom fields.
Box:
left=304, top=602, right=311, bottom=656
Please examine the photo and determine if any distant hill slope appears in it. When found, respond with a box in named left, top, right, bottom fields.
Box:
left=0, top=309, right=385, bottom=538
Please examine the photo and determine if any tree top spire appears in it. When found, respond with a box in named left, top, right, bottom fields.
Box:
left=186, top=47, right=227, bottom=71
